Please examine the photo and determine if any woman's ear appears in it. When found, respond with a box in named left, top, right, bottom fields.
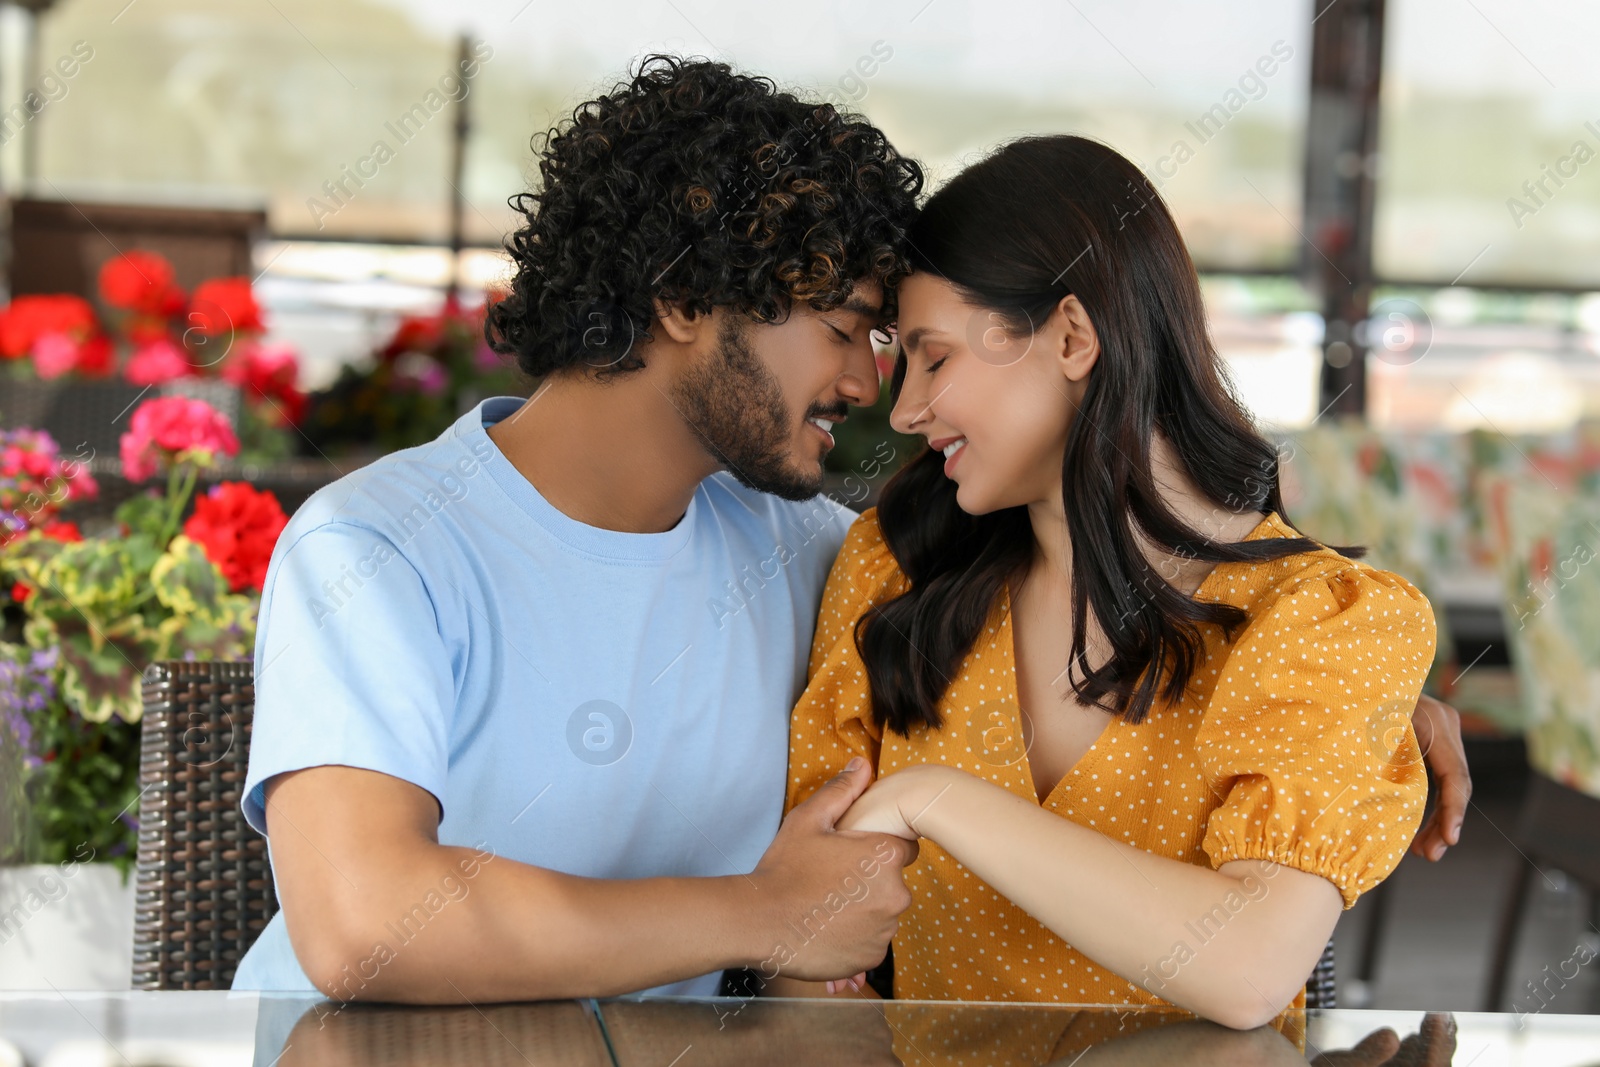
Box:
left=1053, top=294, right=1100, bottom=383
left=654, top=298, right=710, bottom=344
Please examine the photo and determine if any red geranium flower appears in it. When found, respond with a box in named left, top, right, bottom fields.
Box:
left=381, top=312, right=445, bottom=362
left=76, top=334, right=115, bottom=377
left=182, top=481, right=288, bottom=593
left=188, top=278, right=263, bottom=336
left=0, top=426, right=96, bottom=545
left=40, top=520, right=83, bottom=543
left=0, top=294, right=97, bottom=359
left=99, top=251, right=186, bottom=316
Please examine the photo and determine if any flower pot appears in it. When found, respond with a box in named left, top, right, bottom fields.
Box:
left=0, top=378, right=241, bottom=461
left=0, top=379, right=145, bottom=457
left=0, top=862, right=135, bottom=990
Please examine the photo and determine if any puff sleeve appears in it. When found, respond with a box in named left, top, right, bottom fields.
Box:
left=1196, top=562, right=1438, bottom=907
left=784, top=509, right=906, bottom=814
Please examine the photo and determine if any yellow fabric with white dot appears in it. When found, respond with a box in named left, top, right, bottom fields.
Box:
left=785, top=507, right=1435, bottom=1008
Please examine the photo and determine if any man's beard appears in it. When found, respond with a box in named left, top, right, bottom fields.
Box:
left=670, top=317, right=827, bottom=502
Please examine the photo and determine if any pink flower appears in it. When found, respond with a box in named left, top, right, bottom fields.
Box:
left=474, top=341, right=505, bottom=373
left=222, top=340, right=298, bottom=389
left=118, top=397, right=239, bottom=483
left=0, top=428, right=97, bottom=541
left=121, top=445, right=158, bottom=483
left=123, top=338, right=192, bottom=386
left=224, top=341, right=306, bottom=425
left=32, top=333, right=81, bottom=379
left=874, top=349, right=896, bottom=385
left=62, top=461, right=98, bottom=501
left=394, top=352, right=448, bottom=396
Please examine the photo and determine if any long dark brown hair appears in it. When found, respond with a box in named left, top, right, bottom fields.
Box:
left=859, top=135, right=1363, bottom=736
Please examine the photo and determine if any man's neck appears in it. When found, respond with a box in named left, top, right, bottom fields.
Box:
left=486, top=371, right=720, bottom=534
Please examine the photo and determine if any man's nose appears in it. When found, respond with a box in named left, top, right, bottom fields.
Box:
left=839, top=335, right=880, bottom=408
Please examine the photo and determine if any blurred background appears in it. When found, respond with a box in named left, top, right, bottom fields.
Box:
left=0, top=0, right=1596, bottom=1022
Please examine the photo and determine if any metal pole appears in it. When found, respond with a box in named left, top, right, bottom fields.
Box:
left=0, top=5, right=9, bottom=301
left=447, top=33, right=471, bottom=306
left=1302, top=0, right=1387, bottom=419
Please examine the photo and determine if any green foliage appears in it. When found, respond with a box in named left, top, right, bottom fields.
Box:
left=236, top=399, right=298, bottom=466
left=0, top=455, right=260, bottom=873
left=300, top=303, right=528, bottom=455
left=824, top=377, right=921, bottom=479
left=3, top=493, right=256, bottom=724
left=2, top=681, right=141, bottom=878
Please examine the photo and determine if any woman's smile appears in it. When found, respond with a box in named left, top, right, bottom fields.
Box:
left=930, top=435, right=967, bottom=476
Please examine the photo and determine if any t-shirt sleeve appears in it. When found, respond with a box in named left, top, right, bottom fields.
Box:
left=784, top=508, right=903, bottom=815
left=1197, top=563, right=1437, bottom=908
left=241, top=521, right=456, bottom=836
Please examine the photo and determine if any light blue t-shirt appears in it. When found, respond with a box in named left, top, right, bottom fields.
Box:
left=233, top=397, right=855, bottom=996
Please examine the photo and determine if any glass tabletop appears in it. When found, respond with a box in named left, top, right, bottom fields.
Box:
left=0, top=992, right=1595, bottom=1066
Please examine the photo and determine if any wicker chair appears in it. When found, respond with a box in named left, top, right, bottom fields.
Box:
left=132, top=660, right=277, bottom=989
left=1307, top=938, right=1337, bottom=1008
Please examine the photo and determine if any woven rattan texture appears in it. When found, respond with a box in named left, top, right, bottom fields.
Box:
left=133, top=660, right=276, bottom=990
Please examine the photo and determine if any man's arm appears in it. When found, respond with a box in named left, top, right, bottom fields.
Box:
left=265, top=760, right=915, bottom=1003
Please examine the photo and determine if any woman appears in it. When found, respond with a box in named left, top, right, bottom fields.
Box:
left=772, top=135, right=1460, bottom=1028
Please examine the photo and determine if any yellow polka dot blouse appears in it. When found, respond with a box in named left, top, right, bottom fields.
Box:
left=785, top=508, right=1436, bottom=1006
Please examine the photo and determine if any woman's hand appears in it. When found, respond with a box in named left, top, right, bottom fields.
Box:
left=1410, top=695, right=1472, bottom=861
left=835, top=765, right=955, bottom=841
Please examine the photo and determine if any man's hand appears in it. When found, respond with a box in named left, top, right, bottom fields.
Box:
left=1310, top=1012, right=1458, bottom=1066
left=1410, top=695, right=1471, bottom=861
left=751, top=758, right=918, bottom=983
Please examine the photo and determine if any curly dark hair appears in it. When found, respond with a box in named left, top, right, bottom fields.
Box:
left=485, top=55, right=924, bottom=379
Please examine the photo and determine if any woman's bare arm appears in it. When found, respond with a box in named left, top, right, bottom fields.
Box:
left=837, top=765, right=1341, bottom=1029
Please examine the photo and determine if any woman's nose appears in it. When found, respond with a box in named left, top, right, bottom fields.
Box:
left=889, top=377, right=922, bottom=436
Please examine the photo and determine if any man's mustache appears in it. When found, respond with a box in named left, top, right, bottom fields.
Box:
left=807, top=402, right=849, bottom=422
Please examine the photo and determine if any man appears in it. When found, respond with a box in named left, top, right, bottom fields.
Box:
left=233, top=55, right=924, bottom=1003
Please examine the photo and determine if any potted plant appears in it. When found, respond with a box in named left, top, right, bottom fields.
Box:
left=0, top=397, right=286, bottom=989
left=300, top=293, right=527, bottom=457
left=0, top=251, right=305, bottom=466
